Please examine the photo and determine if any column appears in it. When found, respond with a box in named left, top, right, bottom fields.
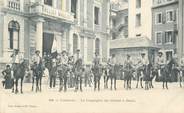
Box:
left=84, top=0, right=87, bottom=28
left=20, top=0, right=23, bottom=11
left=68, top=26, right=74, bottom=56
left=36, top=18, right=44, bottom=57
left=62, top=0, right=66, bottom=11
left=78, top=35, right=81, bottom=50
left=107, top=36, right=110, bottom=59
left=53, top=0, right=57, bottom=8
left=83, top=36, right=87, bottom=64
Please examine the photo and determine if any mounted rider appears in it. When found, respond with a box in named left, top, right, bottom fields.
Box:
left=10, top=49, right=24, bottom=76
left=58, top=50, right=69, bottom=91
left=137, top=52, right=149, bottom=78
left=155, top=51, right=166, bottom=78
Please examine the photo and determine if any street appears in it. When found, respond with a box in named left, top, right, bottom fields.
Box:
left=0, top=79, right=184, bottom=113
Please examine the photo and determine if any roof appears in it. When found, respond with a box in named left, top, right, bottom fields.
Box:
left=110, top=37, right=159, bottom=49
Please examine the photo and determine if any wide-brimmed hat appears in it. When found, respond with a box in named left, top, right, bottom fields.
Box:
left=62, top=50, right=67, bottom=54
left=76, top=49, right=80, bottom=52
left=158, top=51, right=163, bottom=55
left=14, top=49, right=19, bottom=52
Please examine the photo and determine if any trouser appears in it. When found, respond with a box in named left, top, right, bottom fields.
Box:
left=50, top=76, right=56, bottom=88
left=75, top=76, right=82, bottom=91
left=94, top=76, right=101, bottom=91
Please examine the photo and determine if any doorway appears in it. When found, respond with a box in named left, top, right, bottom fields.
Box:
left=43, top=33, right=54, bottom=55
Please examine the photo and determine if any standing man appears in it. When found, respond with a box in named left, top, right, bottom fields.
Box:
left=108, top=54, right=117, bottom=90
left=124, top=54, right=133, bottom=90
left=73, top=49, right=83, bottom=92
left=180, top=54, right=184, bottom=87
left=92, top=52, right=101, bottom=91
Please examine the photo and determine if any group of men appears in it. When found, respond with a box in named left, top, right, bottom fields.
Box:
left=2, top=48, right=184, bottom=91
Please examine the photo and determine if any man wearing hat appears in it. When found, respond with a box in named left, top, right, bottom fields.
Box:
left=11, top=49, right=24, bottom=74
left=74, top=49, right=83, bottom=64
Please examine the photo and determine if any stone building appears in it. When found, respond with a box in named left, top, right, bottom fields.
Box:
left=0, top=0, right=110, bottom=68
left=177, top=0, right=184, bottom=59
left=152, top=0, right=178, bottom=61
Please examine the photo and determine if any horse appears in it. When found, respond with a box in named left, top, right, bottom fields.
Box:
left=136, top=65, right=144, bottom=89
left=143, top=63, right=153, bottom=90
left=161, top=59, right=178, bottom=89
left=74, top=59, right=84, bottom=92
left=12, top=59, right=29, bottom=94
left=31, top=61, right=45, bottom=92
left=149, top=66, right=158, bottom=89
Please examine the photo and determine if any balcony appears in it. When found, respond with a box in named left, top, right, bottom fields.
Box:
left=29, top=3, right=74, bottom=23
left=3, top=0, right=21, bottom=11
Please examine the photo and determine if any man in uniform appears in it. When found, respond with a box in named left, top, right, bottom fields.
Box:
left=108, top=54, right=117, bottom=90
left=92, top=52, right=101, bottom=91
left=73, top=49, right=83, bottom=92
left=180, top=54, right=184, bottom=87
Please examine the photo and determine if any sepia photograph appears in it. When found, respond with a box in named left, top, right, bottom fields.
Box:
left=0, top=0, right=184, bottom=113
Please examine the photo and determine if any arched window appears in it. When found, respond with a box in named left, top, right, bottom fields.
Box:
left=8, top=21, right=20, bottom=49
left=73, top=34, right=78, bottom=54
left=95, top=38, right=100, bottom=55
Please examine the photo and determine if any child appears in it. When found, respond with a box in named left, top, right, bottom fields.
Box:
left=2, top=65, right=12, bottom=89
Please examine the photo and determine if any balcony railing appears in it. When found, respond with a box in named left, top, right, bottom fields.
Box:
left=6, top=0, right=20, bottom=11
left=30, top=3, right=74, bottom=22
left=153, top=0, right=178, bottom=7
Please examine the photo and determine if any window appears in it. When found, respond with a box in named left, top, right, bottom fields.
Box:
left=166, top=51, right=172, bottom=61
left=44, top=0, right=52, bottom=6
left=71, top=0, right=77, bottom=18
left=94, top=7, right=100, bottom=25
left=8, top=21, right=20, bottom=50
left=95, top=38, right=100, bottom=55
left=166, top=10, right=174, bottom=22
left=136, top=14, right=141, bottom=27
left=136, top=0, right=141, bottom=8
left=155, top=32, right=162, bottom=44
left=155, top=12, right=162, bottom=24
left=165, top=31, right=173, bottom=44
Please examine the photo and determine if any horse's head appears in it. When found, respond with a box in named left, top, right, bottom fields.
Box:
left=20, top=59, right=29, bottom=71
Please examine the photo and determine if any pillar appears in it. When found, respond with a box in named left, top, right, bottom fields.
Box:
left=84, top=0, right=87, bottom=28
left=62, top=0, right=66, bottom=11
left=36, top=18, right=44, bottom=57
left=68, top=26, right=74, bottom=56
left=83, top=36, right=87, bottom=64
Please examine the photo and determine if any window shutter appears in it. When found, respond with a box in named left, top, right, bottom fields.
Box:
left=162, top=31, right=165, bottom=44
left=162, top=12, right=166, bottom=24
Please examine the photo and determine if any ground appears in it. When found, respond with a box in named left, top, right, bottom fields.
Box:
left=0, top=79, right=184, bottom=113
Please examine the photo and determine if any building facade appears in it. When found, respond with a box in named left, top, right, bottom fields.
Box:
left=177, top=0, right=184, bottom=59
left=128, top=0, right=152, bottom=39
left=0, top=0, right=110, bottom=68
left=152, top=0, right=178, bottom=61
left=110, top=0, right=157, bottom=63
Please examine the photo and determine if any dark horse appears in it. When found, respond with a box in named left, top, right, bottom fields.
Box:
left=161, top=59, right=178, bottom=89
left=31, top=62, right=45, bottom=92
left=123, top=64, right=134, bottom=90
left=12, top=60, right=29, bottom=94
left=143, top=63, right=153, bottom=90
left=103, top=65, right=110, bottom=89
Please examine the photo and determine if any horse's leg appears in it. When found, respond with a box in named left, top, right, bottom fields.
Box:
left=114, top=76, right=116, bottom=90
left=166, top=81, right=168, bottom=89
left=15, top=79, right=18, bottom=94
left=36, top=77, right=39, bottom=92
left=40, top=76, right=42, bottom=92
left=20, top=77, right=23, bottom=93
left=163, top=81, right=165, bottom=89
left=136, top=75, right=139, bottom=88
left=12, top=79, right=14, bottom=93
left=32, top=77, right=34, bottom=91
left=129, top=77, right=132, bottom=89
left=140, top=78, right=143, bottom=88
left=110, top=77, right=113, bottom=90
